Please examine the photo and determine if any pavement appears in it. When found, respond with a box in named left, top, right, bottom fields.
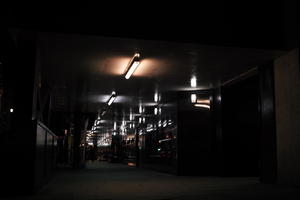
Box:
left=2, top=162, right=300, bottom=200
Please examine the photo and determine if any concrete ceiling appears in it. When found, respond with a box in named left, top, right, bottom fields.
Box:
left=38, top=32, right=283, bottom=127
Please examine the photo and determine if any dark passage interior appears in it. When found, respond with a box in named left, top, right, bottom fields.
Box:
left=1, top=4, right=300, bottom=199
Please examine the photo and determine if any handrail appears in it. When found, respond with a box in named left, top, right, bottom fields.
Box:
left=37, top=120, right=56, bottom=137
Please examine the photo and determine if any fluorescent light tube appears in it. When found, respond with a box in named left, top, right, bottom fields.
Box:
left=194, top=104, right=210, bottom=109
left=154, top=92, right=158, bottom=102
left=191, top=94, right=197, bottom=103
left=107, top=91, right=116, bottom=106
left=154, top=107, right=158, bottom=115
left=125, top=61, right=140, bottom=79
left=107, top=96, right=115, bottom=105
left=124, top=53, right=140, bottom=79
left=191, top=76, right=197, bottom=87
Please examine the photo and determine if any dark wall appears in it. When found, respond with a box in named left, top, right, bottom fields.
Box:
left=221, top=75, right=260, bottom=176
left=177, top=91, right=214, bottom=175
left=0, top=31, right=57, bottom=196
left=274, top=49, right=300, bottom=186
left=0, top=31, right=37, bottom=196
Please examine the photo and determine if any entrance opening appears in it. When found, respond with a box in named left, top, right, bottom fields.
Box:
left=221, top=74, right=260, bottom=177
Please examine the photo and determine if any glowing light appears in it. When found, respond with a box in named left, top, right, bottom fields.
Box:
left=191, top=94, right=197, bottom=103
left=194, top=104, right=210, bottom=109
left=154, top=107, right=158, bottom=115
left=196, top=99, right=210, bottom=104
left=128, top=162, right=136, bottom=167
left=124, top=53, right=140, bottom=79
left=162, top=120, right=167, bottom=127
left=129, top=111, right=133, bottom=120
left=154, top=92, right=158, bottom=102
left=158, top=120, right=162, bottom=127
left=139, top=104, right=143, bottom=114
left=107, top=91, right=116, bottom=106
left=114, top=121, right=117, bottom=130
left=10, top=108, right=14, bottom=113
left=191, top=76, right=197, bottom=87
left=139, top=117, right=142, bottom=123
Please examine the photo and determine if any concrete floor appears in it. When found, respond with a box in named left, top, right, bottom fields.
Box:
left=4, top=162, right=300, bottom=200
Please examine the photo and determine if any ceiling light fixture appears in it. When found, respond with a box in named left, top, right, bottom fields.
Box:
left=191, top=76, right=197, bottom=87
left=194, top=104, right=210, bottom=109
left=191, top=94, right=197, bottom=103
left=124, top=53, right=140, bottom=79
left=139, top=104, right=143, bottom=114
left=196, top=99, right=210, bottom=104
left=154, top=107, right=158, bottom=115
left=154, top=92, right=158, bottom=102
left=113, top=121, right=117, bottom=131
left=129, top=109, right=133, bottom=120
left=107, top=91, right=117, bottom=106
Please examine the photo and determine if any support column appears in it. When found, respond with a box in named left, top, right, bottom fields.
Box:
left=259, top=62, right=277, bottom=183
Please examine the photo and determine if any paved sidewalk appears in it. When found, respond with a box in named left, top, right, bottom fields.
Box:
left=3, top=162, right=300, bottom=200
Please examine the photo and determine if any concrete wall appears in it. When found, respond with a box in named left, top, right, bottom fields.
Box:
left=274, top=49, right=300, bottom=186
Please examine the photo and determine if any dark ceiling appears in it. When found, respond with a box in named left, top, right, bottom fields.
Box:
left=3, top=1, right=297, bottom=50
left=3, top=1, right=297, bottom=132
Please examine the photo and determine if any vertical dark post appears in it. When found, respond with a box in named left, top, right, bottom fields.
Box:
left=259, top=62, right=277, bottom=183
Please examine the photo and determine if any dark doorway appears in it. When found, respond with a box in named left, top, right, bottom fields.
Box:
left=177, top=91, right=214, bottom=175
left=221, top=74, right=260, bottom=177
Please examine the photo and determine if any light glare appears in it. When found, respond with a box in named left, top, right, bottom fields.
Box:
left=125, top=61, right=140, bottom=79
left=191, top=76, right=197, bottom=87
left=194, top=104, right=210, bottom=109
left=191, top=94, right=197, bottom=103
